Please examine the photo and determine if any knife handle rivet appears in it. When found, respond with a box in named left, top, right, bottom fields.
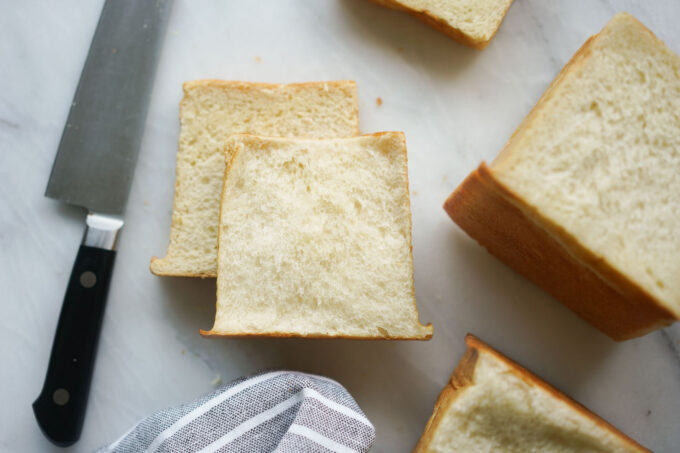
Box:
left=80, top=271, right=97, bottom=288
left=52, top=388, right=70, bottom=406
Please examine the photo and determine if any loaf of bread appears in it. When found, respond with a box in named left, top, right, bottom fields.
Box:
left=369, top=0, right=514, bottom=49
left=444, top=13, right=680, bottom=340
left=414, top=334, right=649, bottom=452
left=150, top=80, right=359, bottom=277
left=201, top=132, right=433, bottom=339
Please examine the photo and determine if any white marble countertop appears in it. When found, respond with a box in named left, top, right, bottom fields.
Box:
left=2, top=1, right=680, bottom=451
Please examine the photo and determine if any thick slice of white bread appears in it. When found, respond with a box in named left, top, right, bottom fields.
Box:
left=445, top=13, right=680, bottom=340
left=150, top=80, right=359, bottom=277
left=369, top=0, right=514, bottom=49
left=201, top=132, right=433, bottom=339
left=414, top=335, right=649, bottom=452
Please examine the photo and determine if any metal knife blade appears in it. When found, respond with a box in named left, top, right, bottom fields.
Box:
left=45, top=0, right=173, bottom=214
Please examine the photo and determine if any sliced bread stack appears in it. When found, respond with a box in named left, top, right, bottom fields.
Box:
left=152, top=81, right=432, bottom=339
left=415, top=335, right=649, bottom=452
left=445, top=13, right=680, bottom=339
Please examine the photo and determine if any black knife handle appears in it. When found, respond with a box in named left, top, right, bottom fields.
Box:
left=33, top=245, right=116, bottom=446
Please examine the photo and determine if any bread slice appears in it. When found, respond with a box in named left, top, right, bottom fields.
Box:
left=414, top=334, right=650, bottom=452
left=150, top=80, right=359, bottom=277
left=201, top=132, right=433, bottom=339
left=369, top=0, right=514, bottom=49
left=444, top=13, right=680, bottom=340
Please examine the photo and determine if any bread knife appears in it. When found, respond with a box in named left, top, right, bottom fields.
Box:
left=34, top=0, right=172, bottom=446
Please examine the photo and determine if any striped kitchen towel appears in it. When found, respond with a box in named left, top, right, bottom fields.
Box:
left=97, top=370, right=375, bottom=453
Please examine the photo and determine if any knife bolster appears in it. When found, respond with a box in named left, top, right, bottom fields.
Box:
left=83, top=213, right=124, bottom=250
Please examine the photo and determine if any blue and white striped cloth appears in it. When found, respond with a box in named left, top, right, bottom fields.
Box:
left=97, top=371, right=375, bottom=453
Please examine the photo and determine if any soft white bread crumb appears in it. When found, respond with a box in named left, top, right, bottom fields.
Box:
left=369, top=0, right=514, bottom=49
left=492, top=13, right=680, bottom=319
left=203, top=133, right=433, bottom=339
left=414, top=335, right=649, bottom=452
left=150, top=80, right=359, bottom=277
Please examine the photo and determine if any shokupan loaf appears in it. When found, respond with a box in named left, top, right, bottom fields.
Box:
left=150, top=80, right=359, bottom=278
left=444, top=13, right=680, bottom=340
left=368, top=0, right=514, bottom=49
left=414, top=335, right=650, bottom=452
left=201, top=132, right=433, bottom=339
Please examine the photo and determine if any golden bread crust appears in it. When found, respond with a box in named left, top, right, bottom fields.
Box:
left=149, top=259, right=215, bottom=278
left=199, top=330, right=432, bottom=340
left=444, top=165, right=676, bottom=340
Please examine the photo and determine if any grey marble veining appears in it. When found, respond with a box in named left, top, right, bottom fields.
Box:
left=1, top=1, right=679, bottom=452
